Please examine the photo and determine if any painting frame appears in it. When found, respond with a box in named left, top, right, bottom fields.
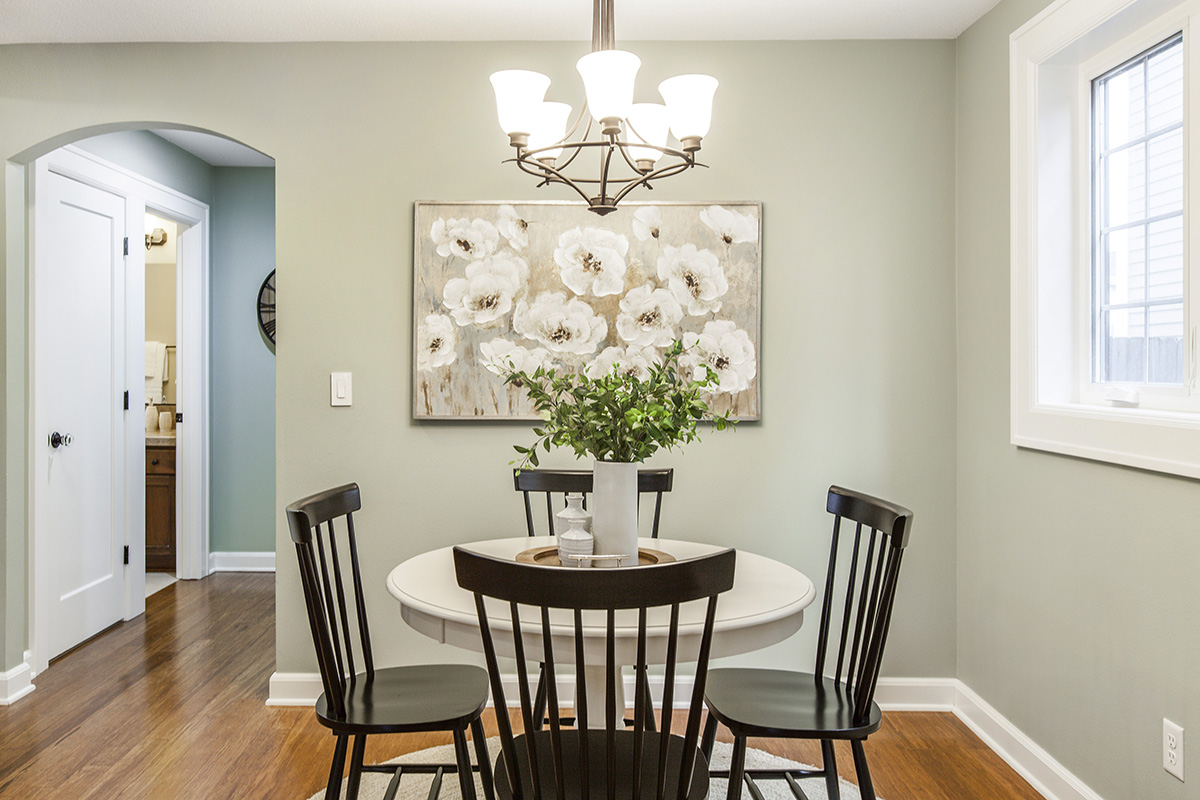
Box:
left=412, top=200, right=762, bottom=422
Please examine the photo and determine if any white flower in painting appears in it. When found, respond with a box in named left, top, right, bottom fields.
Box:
left=513, top=291, right=608, bottom=355
left=554, top=227, right=629, bottom=297
left=479, top=338, right=553, bottom=376
left=631, top=206, right=662, bottom=242
left=416, top=314, right=457, bottom=371
left=656, top=243, right=728, bottom=316
left=699, top=205, right=757, bottom=246
left=497, top=205, right=530, bottom=251
left=682, top=320, right=757, bottom=394
left=616, top=284, right=683, bottom=348
left=431, top=217, right=500, bottom=260
left=441, top=254, right=525, bottom=327
left=585, top=345, right=662, bottom=381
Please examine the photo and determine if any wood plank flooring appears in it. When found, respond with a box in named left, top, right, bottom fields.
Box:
left=0, top=574, right=1042, bottom=800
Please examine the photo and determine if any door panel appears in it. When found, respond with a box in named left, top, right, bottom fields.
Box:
left=35, top=169, right=127, bottom=661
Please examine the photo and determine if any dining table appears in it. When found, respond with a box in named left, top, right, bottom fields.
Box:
left=386, top=535, right=816, bottom=728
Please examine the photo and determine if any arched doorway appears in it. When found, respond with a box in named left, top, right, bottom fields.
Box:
left=10, top=123, right=276, bottom=677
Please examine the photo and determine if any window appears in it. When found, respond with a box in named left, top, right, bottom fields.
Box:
left=1090, top=35, right=1187, bottom=396
left=1012, top=0, right=1200, bottom=479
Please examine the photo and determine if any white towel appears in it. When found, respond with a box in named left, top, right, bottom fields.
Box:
left=145, top=341, right=167, bottom=403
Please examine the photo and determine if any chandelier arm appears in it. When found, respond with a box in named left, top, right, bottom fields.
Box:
left=513, top=156, right=595, bottom=205
left=614, top=140, right=645, bottom=174
left=597, top=139, right=618, bottom=204
left=610, top=159, right=701, bottom=205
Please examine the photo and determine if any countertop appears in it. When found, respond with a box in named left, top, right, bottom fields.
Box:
left=146, top=430, right=176, bottom=447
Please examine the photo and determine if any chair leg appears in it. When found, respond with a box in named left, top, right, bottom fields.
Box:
left=325, top=734, right=350, bottom=800
left=453, top=727, right=479, bottom=800
left=532, top=663, right=549, bottom=729
left=820, top=740, right=840, bottom=800
left=345, top=734, right=367, bottom=800
left=850, top=740, right=875, bottom=800
left=726, top=735, right=747, bottom=800
left=471, top=717, right=495, bottom=800
left=701, top=713, right=718, bottom=761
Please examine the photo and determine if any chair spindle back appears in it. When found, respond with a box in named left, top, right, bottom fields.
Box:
left=286, top=483, right=375, bottom=721
left=812, top=486, right=913, bottom=725
left=514, top=468, right=674, bottom=539
left=454, top=547, right=736, bottom=800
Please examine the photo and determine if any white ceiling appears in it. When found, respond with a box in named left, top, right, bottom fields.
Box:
left=150, top=129, right=275, bottom=167
left=3, top=0, right=1001, bottom=44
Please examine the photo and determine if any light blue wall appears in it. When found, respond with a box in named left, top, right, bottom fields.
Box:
left=74, top=130, right=214, bottom=206
left=211, top=167, right=276, bottom=553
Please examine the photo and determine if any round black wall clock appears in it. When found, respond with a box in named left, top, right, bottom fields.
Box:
left=257, top=269, right=276, bottom=345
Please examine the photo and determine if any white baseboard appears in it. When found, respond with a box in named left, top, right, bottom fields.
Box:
left=266, top=672, right=324, bottom=706
left=263, top=671, right=1104, bottom=800
left=209, top=551, right=275, bottom=573
left=952, top=682, right=1104, bottom=800
left=874, top=676, right=957, bottom=710
left=0, top=651, right=35, bottom=706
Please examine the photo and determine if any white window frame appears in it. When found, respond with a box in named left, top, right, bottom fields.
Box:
left=1012, top=0, right=1200, bottom=479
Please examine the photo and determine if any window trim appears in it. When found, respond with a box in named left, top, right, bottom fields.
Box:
left=1012, top=0, right=1200, bottom=480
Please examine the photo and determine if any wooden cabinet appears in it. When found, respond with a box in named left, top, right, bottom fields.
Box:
left=146, top=445, right=176, bottom=571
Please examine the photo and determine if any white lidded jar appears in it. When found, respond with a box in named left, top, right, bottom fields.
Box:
left=554, top=493, right=592, bottom=544
left=558, top=512, right=594, bottom=568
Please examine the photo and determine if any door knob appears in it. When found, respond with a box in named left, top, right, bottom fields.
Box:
left=48, top=431, right=73, bottom=448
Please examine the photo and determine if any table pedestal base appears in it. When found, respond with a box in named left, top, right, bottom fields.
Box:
left=576, top=664, right=626, bottom=730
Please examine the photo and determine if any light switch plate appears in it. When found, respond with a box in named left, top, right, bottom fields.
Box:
left=330, top=372, right=352, bottom=407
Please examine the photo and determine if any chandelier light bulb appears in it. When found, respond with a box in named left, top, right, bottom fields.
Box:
left=658, top=74, right=719, bottom=150
left=576, top=50, right=641, bottom=133
left=490, top=70, right=552, bottom=143
left=528, top=102, right=574, bottom=162
left=625, top=103, right=670, bottom=168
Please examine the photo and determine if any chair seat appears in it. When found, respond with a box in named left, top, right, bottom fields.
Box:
left=494, top=730, right=709, bottom=800
left=704, top=668, right=882, bottom=740
left=315, top=663, right=489, bottom=735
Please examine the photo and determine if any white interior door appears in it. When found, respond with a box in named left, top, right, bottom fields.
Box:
left=33, top=167, right=128, bottom=663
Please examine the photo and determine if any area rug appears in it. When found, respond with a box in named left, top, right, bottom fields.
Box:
left=307, top=737, right=878, bottom=800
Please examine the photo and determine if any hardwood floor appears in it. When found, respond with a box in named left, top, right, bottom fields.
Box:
left=0, top=574, right=1042, bottom=800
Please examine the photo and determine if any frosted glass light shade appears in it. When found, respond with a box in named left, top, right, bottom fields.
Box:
left=626, top=103, right=670, bottom=164
left=490, top=70, right=552, bottom=136
left=529, top=102, right=573, bottom=160
left=576, top=50, right=641, bottom=124
left=658, top=74, right=718, bottom=143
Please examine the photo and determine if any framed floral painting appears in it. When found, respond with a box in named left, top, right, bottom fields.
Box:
left=412, top=201, right=761, bottom=420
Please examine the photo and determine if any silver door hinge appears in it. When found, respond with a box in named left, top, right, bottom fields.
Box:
left=123, top=237, right=129, bottom=256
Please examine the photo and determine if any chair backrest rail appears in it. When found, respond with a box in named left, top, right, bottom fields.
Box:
left=456, top=546, right=734, bottom=800
left=346, top=513, right=375, bottom=677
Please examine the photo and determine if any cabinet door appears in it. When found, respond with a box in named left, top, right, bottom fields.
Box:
left=146, top=473, right=176, bottom=571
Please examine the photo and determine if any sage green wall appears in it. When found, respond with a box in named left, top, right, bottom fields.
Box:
left=957, top=2, right=1200, bottom=798
left=210, top=167, right=276, bottom=553
left=0, top=41, right=958, bottom=681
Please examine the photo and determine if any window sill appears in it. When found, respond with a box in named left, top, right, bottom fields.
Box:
left=1012, top=401, right=1200, bottom=480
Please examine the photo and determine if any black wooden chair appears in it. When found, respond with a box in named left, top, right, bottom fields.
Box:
left=454, top=545, right=736, bottom=800
left=514, top=467, right=674, bottom=539
left=700, top=486, right=913, bottom=800
left=287, top=484, right=495, bottom=800
left=514, top=467, right=674, bottom=730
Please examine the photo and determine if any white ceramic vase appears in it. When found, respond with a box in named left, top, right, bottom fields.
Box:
left=591, top=460, right=638, bottom=567
left=554, top=493, right=592, bottom=544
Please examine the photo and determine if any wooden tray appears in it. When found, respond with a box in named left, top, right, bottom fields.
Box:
left=515, top=545, right=675, bottom=567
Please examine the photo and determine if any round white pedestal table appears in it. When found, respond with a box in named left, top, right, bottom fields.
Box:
left=386, top=536, right=816, bottom=728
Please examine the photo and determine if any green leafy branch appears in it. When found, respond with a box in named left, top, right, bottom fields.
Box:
left=501, top=340, right=735, bottom=470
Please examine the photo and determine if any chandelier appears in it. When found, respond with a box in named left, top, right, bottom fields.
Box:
left=488, top=0, right=718, bottom=216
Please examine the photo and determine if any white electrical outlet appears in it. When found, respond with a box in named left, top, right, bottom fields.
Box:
left=1164, top=718, right=1184, bottom=781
